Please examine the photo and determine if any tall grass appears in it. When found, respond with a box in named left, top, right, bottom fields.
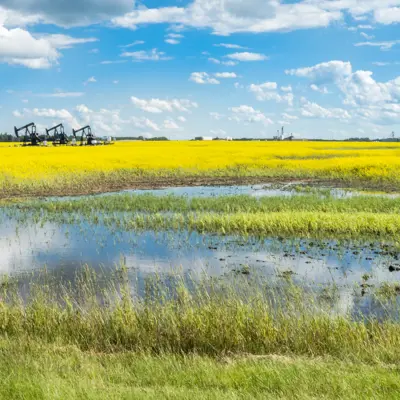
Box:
left=1, top=267, right=400, bottom=363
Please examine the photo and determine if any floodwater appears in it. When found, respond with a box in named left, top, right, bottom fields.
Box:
left=45, top=183, right=400, bottom=202
left=1, top=210, right=400, bottom=318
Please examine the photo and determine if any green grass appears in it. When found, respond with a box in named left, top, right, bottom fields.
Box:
left=2, top=268, right=400, bottom=398
left=17, top=193, right=400, bottom=214
left=1, top=268, right=400, bottom=363
left=1, top=339, right=400, bottom=399
left=8, top=193, right=400, bottom=240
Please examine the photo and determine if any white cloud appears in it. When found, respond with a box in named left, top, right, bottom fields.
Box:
left=208, top=57, right=237, bottom=66
left=15, top=107, right=80, bottom=128
left=190, top=72, right=220, bottom=85
left=281, top=85, right=292, bottom=92
left=100, top=60, right=127, bottom=65
left=166, top=33, right=183, bottom=39
left=249, top=82, right=294, bottom=106
left=372, top=61, right=400, bottom=66
left=286, top=60, right=352, bottom=84
left=39, top=91, right=85, bottom=98
left=214, top=43, right=247, bottom=49
left=121, top=48, right=172, bottom=61
left=164, top=32, right=183, bottom=45
left=38, top=34, right=98, bottom=49
left=360, top=32, right=374, bottom=40
left=130, top=117, right=160, bottom=132
left=210, top=112, right=224, bottom=120
left=281, top=113, right=298, bottom=121
left=111, top=0, right=342, bottom=35
left=131, top=97, right=198, bottom=113
left=230, top=105, right=273, bottom=125
left=289, top=59, right=400, bottom=125
left=165, top=38, right=179, bottom=45
left=113, top=80, right=119, bottom=84
left=89, top=48, right=99, bottom=54
left=0, top=25, right=95, bottom=69
left=177, top=116, right=186, bottom=122
left=310, top=84, right=329, bottom=94
left=374, top=7, right=400, bottom=25
left=163, top=118, right=180, bottom=130
left=300, top=98, right=351, bottom=120
left=214, top=72, right=237, bottom=78
left=120, top=40, right=145, bottom=48
left=354, top=40, right=400, bottom=51
left=226, top=52, right=268, bottom=62
left=84, top=76, right=96, bottom=85
left=76, top=104, right=130, bottom=134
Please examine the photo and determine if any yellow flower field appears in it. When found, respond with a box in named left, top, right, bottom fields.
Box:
left=1, top=141, right=400, bottom=196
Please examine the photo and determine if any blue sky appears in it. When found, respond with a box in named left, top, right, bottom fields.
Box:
left=0, top=0, right=400, bottom=139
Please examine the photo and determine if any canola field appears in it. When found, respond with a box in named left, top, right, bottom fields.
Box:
left=1, top=141, right=400, bottom=197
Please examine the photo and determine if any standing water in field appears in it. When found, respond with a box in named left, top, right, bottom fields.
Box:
left=1, top=208, right=400, bottom=318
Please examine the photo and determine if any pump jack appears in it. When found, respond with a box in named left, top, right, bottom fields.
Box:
left=14, top=123, right=42, bottom=146
left=46, top=123, right=69, bottom=145
left=72, top=125, right=100, bottom=146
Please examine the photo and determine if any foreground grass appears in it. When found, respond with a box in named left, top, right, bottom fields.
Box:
left=1, top=339, right=399, bottom=399
left=1, top=269, right=400, bottom=362
left=2, top=269, right=400, bottom=398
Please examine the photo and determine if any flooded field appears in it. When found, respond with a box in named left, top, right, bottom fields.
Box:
left=46, top=183, right=400, bottom=202
left=2, top=200, right=400, bottom=319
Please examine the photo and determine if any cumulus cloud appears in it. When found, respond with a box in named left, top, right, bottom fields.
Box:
left=121, top=48, right=172, bottom=61
left=112, top=0, right=342, bottom=35
left=190, top=72, right=220, bottom=85
left=230, top=105, right=273, bottom=125
left=249, top=82, right=294, bottom=106
left=131, top=97, right=198, bottom=113
left=286, top=60, right=352, bottom=84
left=286, top=59, right=400, bottom=124
left=14, top=107, right=80, bottom=128
left=374, top=7, right=400, bottom=25
left=300, top=98, right=351, bottom=120
left=0, top=25, right=95, bottom=68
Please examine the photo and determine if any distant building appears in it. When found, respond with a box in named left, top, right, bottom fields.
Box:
left=195, top=136, right=213, bottom=141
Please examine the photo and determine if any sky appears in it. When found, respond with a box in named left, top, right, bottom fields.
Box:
left=0, top=0, right=399, bottom=140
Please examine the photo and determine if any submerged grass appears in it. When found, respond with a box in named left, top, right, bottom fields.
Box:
left=9, top=193, right=400, bottom=240
left=20, top=192, right=400, bottom=214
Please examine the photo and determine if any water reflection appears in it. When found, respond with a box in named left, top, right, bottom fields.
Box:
left=45, top=183, right=400, bottom=202
left=2, top=213, right=400, bottom=319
